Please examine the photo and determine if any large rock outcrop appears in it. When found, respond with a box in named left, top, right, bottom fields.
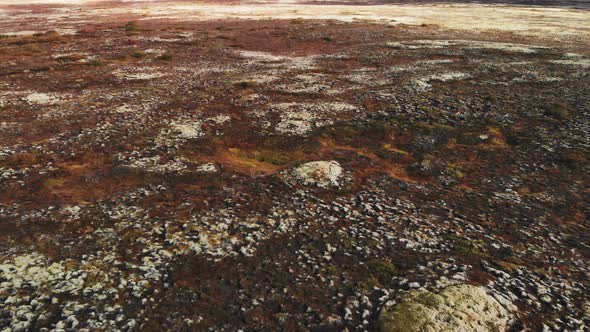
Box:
left=378, top=284, right=516, bottom=332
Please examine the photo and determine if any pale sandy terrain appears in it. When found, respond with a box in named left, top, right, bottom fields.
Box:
left=1, top=0, right=589, bottom=40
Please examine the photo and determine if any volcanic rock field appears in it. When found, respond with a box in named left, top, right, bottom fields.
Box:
left=0, top=0, right=589, bottom=331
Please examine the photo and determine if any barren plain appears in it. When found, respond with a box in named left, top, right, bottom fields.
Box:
left=0, top=0, right=589, bottom=331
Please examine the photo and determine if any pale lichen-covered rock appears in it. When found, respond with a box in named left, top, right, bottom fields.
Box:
left=112, top=67, right=165, bottom=80
left=24, top=92, right=61, bottom=105
left=169, top=120, right=204, bottom=139
left=427, top=72, right=471, bottom=82
left=0, top=253, right=86, bottom=331
left=266, top=102, right=357, bottom=136
left=155, top=119, right=205, bottom=147
left=1, top=253, right=66, bottom=289
left=287, top=160, right=343, bottom=188
left=156, top=115, right=229, bottom=147
left=378, top=284, right=516, bottom=332
left=549, top=59, right=590, bottom=68
left=409, top=79, right=432, bottom=92
left=123, top=155, right=188, bottom=173
left=583, top=301, right=590, bottom=320
left=195, top=162, right=218, bottom=173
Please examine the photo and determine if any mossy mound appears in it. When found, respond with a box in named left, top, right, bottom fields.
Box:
left=379, top=284, right=516, bottom=332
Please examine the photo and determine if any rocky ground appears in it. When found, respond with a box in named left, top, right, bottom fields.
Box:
left=0, top=1, right=589, bottom=331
